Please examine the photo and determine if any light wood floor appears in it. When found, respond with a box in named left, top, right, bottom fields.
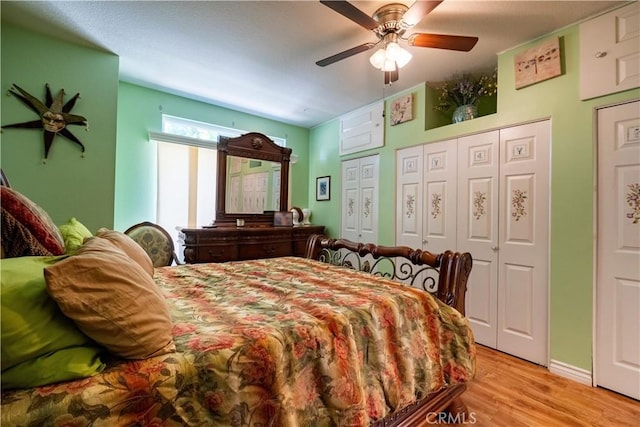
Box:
left=448, top=345, right=640, bottom=426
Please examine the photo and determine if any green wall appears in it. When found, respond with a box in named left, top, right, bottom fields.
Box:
left=309, top=24, right=639, bottom=371
left=115, top=82, right=310, bottom=231
left=0, top=24, right=119, bottom=232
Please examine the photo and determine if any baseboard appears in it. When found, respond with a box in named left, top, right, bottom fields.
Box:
left=549, top=359, right=592, bottom=386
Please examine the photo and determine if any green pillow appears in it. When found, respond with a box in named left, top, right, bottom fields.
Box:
left=1, top=347, right=104, bottom=390
left=1, top=256, right=105, bottom=389
left=58, top=217, right=92, bottom=254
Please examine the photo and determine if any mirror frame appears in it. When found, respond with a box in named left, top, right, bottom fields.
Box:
left=215, top=132, right=292, bottom=226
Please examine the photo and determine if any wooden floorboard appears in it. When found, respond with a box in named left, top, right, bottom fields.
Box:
left=444, top=345, right=640, bottom=426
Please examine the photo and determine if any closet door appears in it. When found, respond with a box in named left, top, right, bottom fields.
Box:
left=396, top=146, right=423, bottom=249
left=497, top=121, right=550, bottom=366
left=341, top=155, right=379, bottom=243
left=596, top=100, right=640, bottom=399
left=423, top=139, right=458, bottom=254
left=342, top=158, right=361, bottom=242
left=457, top=131, right=500, bottom=348
left=358, top=155, right=379, bottom=243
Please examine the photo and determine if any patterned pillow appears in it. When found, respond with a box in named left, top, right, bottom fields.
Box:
left=1, top=186, right=65, bottom=258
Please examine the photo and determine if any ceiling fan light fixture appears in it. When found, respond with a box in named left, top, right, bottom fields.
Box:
left=369, top=42, right=412, bottom=72
left=386, top=42, right=412, bottom=68
left=369, top=48, right=387, bottom=69
left=382, top=59, right=397, bottom=72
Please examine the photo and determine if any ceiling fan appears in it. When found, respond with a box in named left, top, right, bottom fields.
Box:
left=316, top=0, right=478, bottom=83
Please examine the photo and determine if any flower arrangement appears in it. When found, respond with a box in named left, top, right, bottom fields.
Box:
left=433, top=69, right=497, bottom=113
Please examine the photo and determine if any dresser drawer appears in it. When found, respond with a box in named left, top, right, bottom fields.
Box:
left=196, top=244, right=239, bottom=263
left=238, top=241, right=291, bottom=260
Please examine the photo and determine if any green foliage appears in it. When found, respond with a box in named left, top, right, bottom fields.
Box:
left=433, top=69, right=498, bottom=112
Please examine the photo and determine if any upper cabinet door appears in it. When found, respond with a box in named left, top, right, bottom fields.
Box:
left=580, top=2, right=640, bottom=100
left=339, top=102, right=384, bottom=156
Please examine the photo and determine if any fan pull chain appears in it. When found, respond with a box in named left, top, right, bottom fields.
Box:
left=381, top=82, right=386, bottom=119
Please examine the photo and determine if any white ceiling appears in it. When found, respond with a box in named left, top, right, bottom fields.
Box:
left=1, top=0, right=626, bottom=128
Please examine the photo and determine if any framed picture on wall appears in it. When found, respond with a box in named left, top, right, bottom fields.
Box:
left=514, top=37, right=562, bottom=89
left=390, top=93, right=414, bottom=125
left=316, top=176, right=331, bottom=201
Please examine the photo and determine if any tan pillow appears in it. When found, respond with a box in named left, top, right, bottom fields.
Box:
left=95, top=228, right=154, bottom=277
left=44, top=236, right=175, bottom=359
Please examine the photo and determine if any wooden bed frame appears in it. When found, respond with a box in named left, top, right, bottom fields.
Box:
left=305, top=234, right=473, bottom=427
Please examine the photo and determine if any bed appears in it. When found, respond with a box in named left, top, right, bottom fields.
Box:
left=1, top=181, right=474, bottom=426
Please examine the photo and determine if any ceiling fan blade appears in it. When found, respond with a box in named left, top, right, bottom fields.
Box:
left=316, top=42, right=376, bottom=67
left=384, top=69, right=399, bottom=84
left=408, top=33, right=479, bottom=52
left=320, top=1, right=379, bottom=30
left=401, top=1, right=443, bottom=28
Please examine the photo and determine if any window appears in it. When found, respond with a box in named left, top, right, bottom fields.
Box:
left=155, top=115, right=285, bottom=261
left=161, top=115, right=286, bottom=147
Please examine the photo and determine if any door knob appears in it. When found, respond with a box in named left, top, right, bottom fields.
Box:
left=491, top=246, right=499, bottom=252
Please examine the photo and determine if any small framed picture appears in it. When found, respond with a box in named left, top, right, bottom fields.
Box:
left=316, top=176, right=331, bottom=201
left=273, top=211, right=293, bottom=227
left=514, top=37, right=562, bottom=89
left=390, top=93, right=414, bottom=125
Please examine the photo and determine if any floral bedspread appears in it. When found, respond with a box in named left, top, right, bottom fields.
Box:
left=1, top=257, right=475, bottom=426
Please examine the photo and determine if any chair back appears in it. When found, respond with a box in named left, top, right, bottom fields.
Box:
left=1, top=169, right=10, bottom=187
left=124, top=222, right=178, bottom=267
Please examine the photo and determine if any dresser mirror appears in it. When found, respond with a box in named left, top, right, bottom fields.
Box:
left=215, top=132, right=291, bottom=226
left=225, top=155, right=282, bottom=213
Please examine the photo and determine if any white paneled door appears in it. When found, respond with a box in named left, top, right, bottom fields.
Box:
left=457, top=131, right=500, bottom=348
left=423, top=140, right=458, bottom=255
left=496, top=121, right=550, bottom=366
left=396, top=145, right=424, bottom=250
left=596, top=100, right=640, bottom=399
left=396, top=122, right=550, bottom=365
left=395, top=139, right=459, bottom=254
left=458, top=122, right=550, bottom=365
left=341, top=155, right=379, bottom=243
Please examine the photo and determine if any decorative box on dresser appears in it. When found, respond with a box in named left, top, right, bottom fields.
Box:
left=180, top=225, right=325, bottom=264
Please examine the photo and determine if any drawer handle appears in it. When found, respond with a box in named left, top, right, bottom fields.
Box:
left=207, top=249, right=224, bottom=257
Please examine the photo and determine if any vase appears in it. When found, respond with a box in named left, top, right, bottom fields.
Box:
left=301, top=208, right=311, bottom=225
left=291, top=209, right=300, bottom=226
left=452, top=104, right=478, bottom=123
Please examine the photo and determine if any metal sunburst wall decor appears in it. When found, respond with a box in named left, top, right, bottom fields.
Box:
left=2, top=83, right=89, bottom=160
